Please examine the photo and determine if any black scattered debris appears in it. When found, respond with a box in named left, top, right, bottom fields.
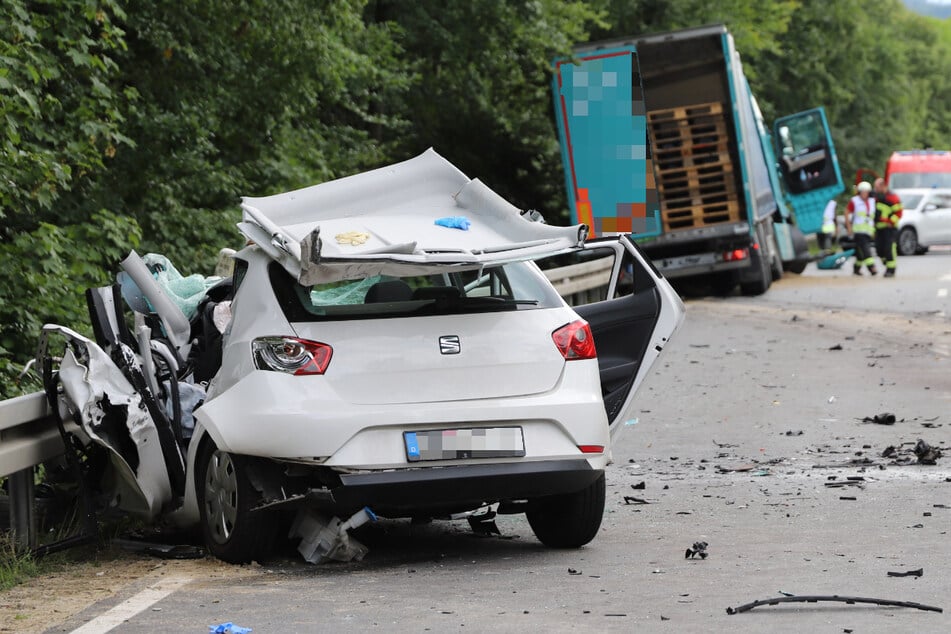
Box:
left=468, top=510, right=502, bottom=536
left=689, top=344, right=710, bottom=348
left=828, top=344, right=843, bottom=351
left=631, top=481, right=646, bottom=490
left=791, top=314, right=800, bottom=321
left=887, top=568, right=923, bottom=578
left=924, top=512, right=932, bottom=517
left=726, top=595, right=943, bottom=615
left=605, top=613, right=627, bottom=617
left=862, top=412, right=896, bottom=425
left=910, top=524, right=924, bottom=529
left=839, top=496, right=857, bottom=501
left=713, top=440, right=739, bottom=449
left=914, top=439, right=942, bottom=465
left=624, top=496, right=651, bottom=505
left=784, top=430, right=804, bottom=436
left=882, top=445, right=897, bottom=458
left=567, top=568, right=582, bottom=575
left=685, top=541, right=708, bottom=559
left=824, top=479, right=864, bottom=488
left=663, top=485, right=670, bottom=490
left=113, top=539, right=205, bottom=560
left=935, top=504, right=949, bottom=509
left=921, top=422, right=942, bottom=428
left=660, top=615, right=670, bottom=621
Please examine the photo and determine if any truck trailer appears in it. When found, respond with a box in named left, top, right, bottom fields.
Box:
left=552, top=24, right=845, bottom=294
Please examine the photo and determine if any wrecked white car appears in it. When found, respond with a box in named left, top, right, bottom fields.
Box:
left=39, top=149, right=684, bottom=563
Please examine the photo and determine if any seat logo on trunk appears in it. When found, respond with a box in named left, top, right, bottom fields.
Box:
left=439, top=335, right=461, bottom=355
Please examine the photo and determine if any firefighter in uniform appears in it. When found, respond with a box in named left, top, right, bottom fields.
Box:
left=845, top=181, right=877, bottom=276
left=873, top=177, right=902, bottom=277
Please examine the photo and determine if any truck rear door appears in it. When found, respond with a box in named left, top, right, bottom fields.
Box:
left=552, top=46, right=662, bottom=239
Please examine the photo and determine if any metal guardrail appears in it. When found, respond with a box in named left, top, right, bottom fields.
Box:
left=0, top=259, right=612, bottom=549
left=544, top=256, right=613, bottom=305
left=0, top=391, right=68, bottom=549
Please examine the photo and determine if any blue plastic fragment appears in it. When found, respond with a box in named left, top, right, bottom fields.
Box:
left=209, top=623, right=252, bottom=634
left=434, top=216, right=471, bottom=230
left=624, top=417, right=639, bottom=426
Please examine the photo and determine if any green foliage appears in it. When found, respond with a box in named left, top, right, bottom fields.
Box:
left=0, top=0, right=133, bottom=226
left=0, top=210, right=140, bottom=398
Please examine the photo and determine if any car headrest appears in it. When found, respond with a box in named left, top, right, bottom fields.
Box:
left=364, top=280, right=414, bottom=303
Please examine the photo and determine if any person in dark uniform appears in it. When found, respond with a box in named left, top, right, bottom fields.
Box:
left=873, top=178, right=903, bottom=278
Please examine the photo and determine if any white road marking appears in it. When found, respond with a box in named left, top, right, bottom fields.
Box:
left=70, top=576, right=192, bottom=633
left=938, top=288, right=948, bottom=298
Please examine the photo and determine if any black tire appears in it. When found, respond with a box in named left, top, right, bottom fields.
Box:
left=527, top=473, right=605, bottom=548
left=197, top=441, right=276, bottom=564
left=710, top=272, right=737, bottom=296
left=784, top=225, right=809, bottom=274
left=898, top=227, right=919, bottom=256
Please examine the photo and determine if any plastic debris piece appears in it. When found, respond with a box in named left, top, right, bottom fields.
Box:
left=568, top=568, right=582, bottom=575
left=685, top=541, right=708, bottom=559
left=828, top=344, right=843, bottom=351
left=468, top=509, right=501, bottom=536
left=209, top=623, right=252, bottom=634
left=631, top=481, right=646, bottom=490
left=623, top=496, right=650, bottom=505
left=888, top=568, right=923, bottom=578
left=335, top=231, right=370, bottom=246
left=726, top=595, right=942, bottom=615
left=290, top=506, right=377, bottom=564
left=862, top=412, right=896, bottom=425
left=434, top=216, right=471, bottom=230
left=914, top=439, right=942, bottom=465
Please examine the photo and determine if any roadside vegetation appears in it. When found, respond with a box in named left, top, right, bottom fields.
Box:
left=2, top=0, right=950, bottom=397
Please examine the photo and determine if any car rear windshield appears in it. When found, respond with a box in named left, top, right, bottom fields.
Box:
left=268, top=261, right=563, bottom=322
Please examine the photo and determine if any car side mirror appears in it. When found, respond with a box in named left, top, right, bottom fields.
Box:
left=924, top=203, right=938, bottom=212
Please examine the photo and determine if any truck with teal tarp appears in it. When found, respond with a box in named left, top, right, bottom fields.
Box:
left=552, top=24, right=844, bottom=294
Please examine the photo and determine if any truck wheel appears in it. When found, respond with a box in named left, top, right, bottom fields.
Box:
left=898, top=227, right=919, bottom=256
left=767, top=233, right=784, bottom=281
left=784, top=225, right=809, bottom=274
left=198, top=441, right=276, bottom=564
left=527, top=473, right=605, bottom=548
left=740, top=230, right=772, bottom=296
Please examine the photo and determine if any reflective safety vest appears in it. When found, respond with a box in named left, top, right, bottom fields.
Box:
left=821, top=200, right=836, bottom=234
left=848, top=195, right=875, bottom=235
left=875, top=191, right=903, bottom=229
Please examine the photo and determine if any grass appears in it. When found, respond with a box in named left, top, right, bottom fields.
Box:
left=0, top=534, right=39, bottom=591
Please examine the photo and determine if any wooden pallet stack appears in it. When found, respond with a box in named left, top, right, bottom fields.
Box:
left=647, top=102, right=741, bottom=232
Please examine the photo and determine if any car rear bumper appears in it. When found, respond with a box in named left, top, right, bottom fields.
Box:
left=331, top=459, right=603, bottom=516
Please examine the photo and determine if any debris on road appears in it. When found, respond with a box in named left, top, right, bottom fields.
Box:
left=631, top=481, right=646, bottom=490
left=290, top=506, right=377, bottom=564
left=113, top=539, right=205, bottom=560
left=623, top=496, right=651, bottom=505
left=685, top=541, right=708, bottom=559
left=568, top=568, right=582, bottom=575
left=209, top=623, right=252, bottom=634
left=726, top=595, right=943, bottom=615
left=467, top=509, right=502, bottom=536
left=888, top=569, right=924, bottom=578
left=828, top=344, right=843, bottom=351
left=784, top=430, right=804, bottom=436
left=839, top=496, right=857, bottom=501
left=862, top=412, right=896, bottom=425
left=914, top=439, right=942, bottom=465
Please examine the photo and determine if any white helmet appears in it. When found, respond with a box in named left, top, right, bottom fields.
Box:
left=857, top=181, right=872, bottom=193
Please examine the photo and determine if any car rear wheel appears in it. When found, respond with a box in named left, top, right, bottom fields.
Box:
left=527, top=473, right=605, bottom=548
left=898, top=227, right=919, bottom=256
left=198, top=442, right=276, bottom=564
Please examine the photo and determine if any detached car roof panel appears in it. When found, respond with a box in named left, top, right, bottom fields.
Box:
left=239, top=149, right=588, bottom=284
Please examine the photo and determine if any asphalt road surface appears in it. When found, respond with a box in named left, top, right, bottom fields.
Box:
left=32, top=251, right=951, bottom=632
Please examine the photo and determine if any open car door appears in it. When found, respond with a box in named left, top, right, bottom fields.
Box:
left=773, top=107, right=844, bottom=234
left=562, top=235, right=684, bottom=439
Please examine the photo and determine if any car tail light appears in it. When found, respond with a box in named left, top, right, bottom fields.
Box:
left=552, top=320, right=596, bottom=361
left=252, top=337, right=332, bottom=375
left=578, top=445, right=604, bottom=454
left=723, top=248, right=749, bottom=262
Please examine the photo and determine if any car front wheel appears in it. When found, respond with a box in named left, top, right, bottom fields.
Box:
left=198, top=441, right=276, bottom=564
left=526, top=473, right=605, bottom=548
left=898, top=227, right=920, bottom=256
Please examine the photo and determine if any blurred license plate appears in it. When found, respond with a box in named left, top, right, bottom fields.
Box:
left=404, top=427, right=525, bottom=462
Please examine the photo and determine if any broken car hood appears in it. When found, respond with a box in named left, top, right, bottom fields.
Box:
left=239, top=148, right=588, bottom=284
